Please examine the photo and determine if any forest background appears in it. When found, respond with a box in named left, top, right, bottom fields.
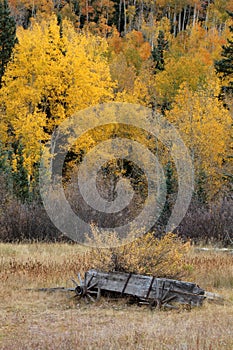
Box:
left=0, top=0, right=232, bottom=244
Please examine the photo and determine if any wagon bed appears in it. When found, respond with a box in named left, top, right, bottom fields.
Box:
left=72, top=269, right=206, bottom=308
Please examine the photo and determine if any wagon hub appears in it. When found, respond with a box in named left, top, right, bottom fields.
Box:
left=75, top=285, right=84, bottom=296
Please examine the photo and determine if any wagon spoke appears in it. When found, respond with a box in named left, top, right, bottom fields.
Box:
left=161, top=287, right=171, bottom=302
left=162, top=295, right=177, bottom=304
left=88, top=290, right=99, bottom=294
left=161, top=281, right=165, bottom=299
left=86, top=293, right=96, bottom=302
left=71, top=278, right=79, bottom=287
left=87, top=282, right=98, bottom=290
left=86, top=274, right=94, bottom=288
left=77, top=273, right=83, bottom=286
left=84, top=296, right=89, bottom=304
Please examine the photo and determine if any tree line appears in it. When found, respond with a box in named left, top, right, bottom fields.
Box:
left=0, top=0, right=232, bottom=243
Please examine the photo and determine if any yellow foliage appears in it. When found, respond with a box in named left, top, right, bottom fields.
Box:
left=155, top=22, right=229, bottom=107
left=0, top=16, right=114, bottom=175
left=155, top=55, right=213, bottom=105
left=141, top=16, right=172, bottom=48
left=166, top=81, right=232, bottom=196
left=85, top=225, right=191, bottom=279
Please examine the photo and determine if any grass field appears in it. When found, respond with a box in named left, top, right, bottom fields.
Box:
left=1, top=243, right=233, bottom=349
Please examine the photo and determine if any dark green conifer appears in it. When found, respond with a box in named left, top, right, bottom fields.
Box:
left=152, top=30, right=169, bottom=72
left=0, top=0, right=17, bottom=88
left=215, top=11, right=233, bottom=98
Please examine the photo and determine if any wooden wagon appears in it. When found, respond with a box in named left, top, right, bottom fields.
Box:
left=71, top=269, right=206, bottom=308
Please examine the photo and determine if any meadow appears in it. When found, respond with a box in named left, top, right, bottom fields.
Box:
left=1, top=243, right=233, bottom=350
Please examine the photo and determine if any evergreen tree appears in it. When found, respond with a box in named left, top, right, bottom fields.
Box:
left=152, top=30, right=169, bottom=73
left=215, top=11, right=233, bottom=98
left=215, top=11, right=233, bottom=191
left=155, top=160, right=177, bottom=231
left=195, top=169, right=207, bottom=205
left=0, top=0, right=17, bottom=88
left=57, top=12, right=63, bottom=38
left=11, top=142, right=30, bottom=201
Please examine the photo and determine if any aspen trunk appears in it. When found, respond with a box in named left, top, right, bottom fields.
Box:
left=173, top=9, right=177, bottom=37
left=123, top=0, right=127, bottom=34
left=182, top=6, right=187, bottom=31
left=118, top=0, right=122, bottom=33
left=193, top=3, right=197, bottom=27
left=178, top=10, right=182, bottom=33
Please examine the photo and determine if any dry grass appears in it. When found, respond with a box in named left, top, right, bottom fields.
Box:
left=0, top=243, right=233, bottom=350
left=186, top=249, right=233, bottom=292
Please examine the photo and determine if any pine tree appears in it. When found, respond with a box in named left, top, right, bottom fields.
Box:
left=215, top=11, right=233, bottom=98
left=215, top=11, right=233, bottom=190
left=0, top=0, right=17, bottom=88
left=151, top=30, right=169, bottom=73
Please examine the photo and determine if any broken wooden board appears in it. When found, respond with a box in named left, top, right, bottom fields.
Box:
left=204, top=291, right=224, bottom=305
left=195, top=248, right=233, bottom=254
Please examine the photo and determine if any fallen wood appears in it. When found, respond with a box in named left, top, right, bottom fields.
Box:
left=204, top=291, right=224, bottom=305
left=25, top=287, right=75, bottom=293
left=195, top=247, right=233, bottom=254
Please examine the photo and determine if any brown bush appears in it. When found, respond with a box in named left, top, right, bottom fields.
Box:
left=84, top=226, right=191, bottom=278
left=0, top=176, right=63, bottom=242
left=177, top=196, right=233, bottom=245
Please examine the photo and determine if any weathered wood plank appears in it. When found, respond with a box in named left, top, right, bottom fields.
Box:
left=204, top=291, right=224, bottom=305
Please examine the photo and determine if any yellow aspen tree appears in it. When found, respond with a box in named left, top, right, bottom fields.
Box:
left=0, top=15, right=114, bottom=177
left=166, top=80, right=232, bottom=197
left=155, top=54, right=212, bottom=109
left=155, top=21, right=229, bottom=110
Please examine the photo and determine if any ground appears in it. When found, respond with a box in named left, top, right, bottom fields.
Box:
left=0, top=243, right=233, bottom=349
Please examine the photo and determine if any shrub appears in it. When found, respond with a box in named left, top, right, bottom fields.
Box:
left=85, top=226, right=191, bottom=279
left=177, top=196, right=233, bottom=246
left=0, top=176, right=63, bottom=242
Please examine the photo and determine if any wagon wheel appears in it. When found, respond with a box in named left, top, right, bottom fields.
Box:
left=71, top=272, right=101, bottom=303
left=138, top=281, right=177, bottom=309
left=153, top=281, right=177, bottom=309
